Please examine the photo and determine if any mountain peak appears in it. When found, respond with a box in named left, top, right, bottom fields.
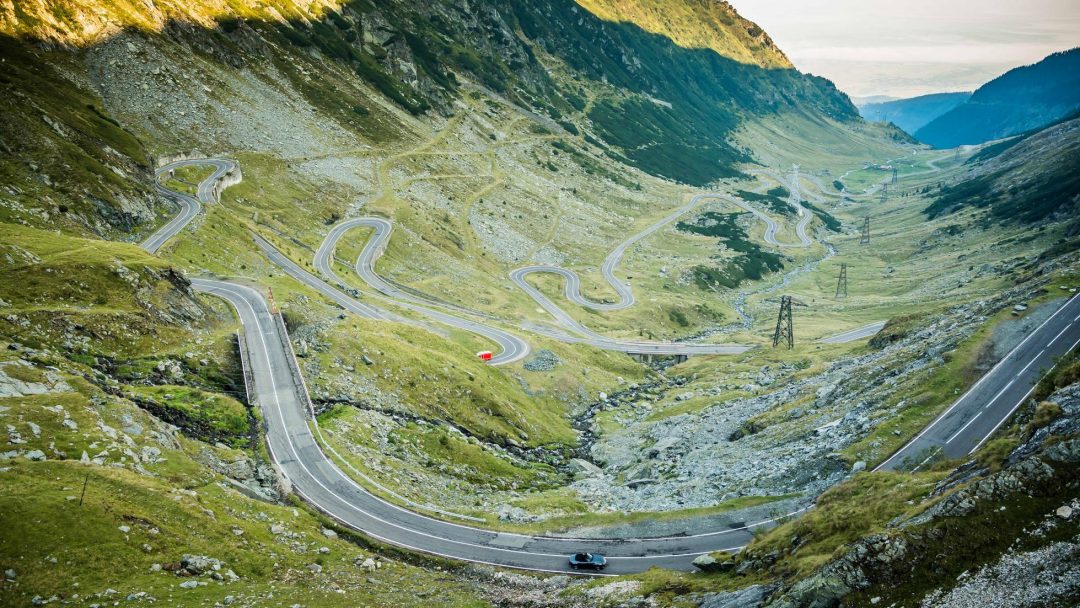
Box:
left=575, top=0, right=792, bottom=68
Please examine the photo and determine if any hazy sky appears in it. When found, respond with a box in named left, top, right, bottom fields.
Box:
left=730, top=0, right=1080, bottom=99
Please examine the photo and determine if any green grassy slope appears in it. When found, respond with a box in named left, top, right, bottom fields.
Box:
left=0, top=36, right=157, bottom=238
left=0, top=368, right=490, bottom=607
left=925, top=115, right=1080, bottom=224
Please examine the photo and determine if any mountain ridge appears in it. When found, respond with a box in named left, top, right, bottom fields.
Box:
left=575, top=0, right=792, bottom=68
left=859, top=91, right=971, bottom=135
left=1, top=0, right=860, bottom=186
left=915, top=47, right=1080, bottom=148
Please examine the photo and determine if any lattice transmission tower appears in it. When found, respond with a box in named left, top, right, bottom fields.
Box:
left=772, top=296, right=794, bottom=349
left=836, top=263, right=848, bottom=299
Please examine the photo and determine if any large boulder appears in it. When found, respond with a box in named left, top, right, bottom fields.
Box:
left=699, top=584, right=772, bottom=608
left=692, top=553, right=735, bottom=573
left=180, top=555, right=221, bottom=575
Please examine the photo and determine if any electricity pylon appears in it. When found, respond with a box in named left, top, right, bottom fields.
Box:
left=836, top=263, right=848, bottom=299
left=860, top=216, right=871, bottom=245
left=892, top=167, right=898, bottom=184
left=771, top=296, right=807, bottom=349
left=880, top=182, right=889, bottom=202
left=773, top=296, right=794, bottom=349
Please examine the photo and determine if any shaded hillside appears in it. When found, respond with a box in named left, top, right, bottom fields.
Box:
left=925, top=114, right=1080, bottom=225
left=915, top=48, right=1080, bottom=148
left=859, top=91, right=970, bottom=135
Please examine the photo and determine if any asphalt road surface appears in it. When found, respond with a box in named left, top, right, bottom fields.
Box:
left=742, top=168, right=813, bottom=248
left=875, top=292, right=1080, bottom=471
left=507, top=185, right=812, bottom=351
left=820, top=321, right=887, bottom=344
left=311, top=218, right=532, bottom=365
left=141, top=159, right=237, bottom=253
left=315, top=205, right=753, bottom=358
left=131, top=161, right=797, bottom=573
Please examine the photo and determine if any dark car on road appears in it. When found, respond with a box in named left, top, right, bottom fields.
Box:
left=568, top=552, right=607, bottom=570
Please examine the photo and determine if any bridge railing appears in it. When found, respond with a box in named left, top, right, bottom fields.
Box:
left=271, top=312, right=317, bottom=419
left=235, top=330, right=257, bottom=409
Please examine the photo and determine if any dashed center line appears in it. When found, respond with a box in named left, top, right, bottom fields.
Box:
left=911, top=447, right=942, bottom=473
left=1016, top=351, right=1044, bottom=377
left=983, top=378, right=1016, bottom=410
left=946, top=411, right=982, bottom=444
left=1047, top=323, right=1072, bottom=346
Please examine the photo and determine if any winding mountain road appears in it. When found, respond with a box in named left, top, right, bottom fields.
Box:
left=138, top=160, right=812, bottom=574
left=184, top=277, right=808, bottom=575
left=504, top=187, right=812, bottom=347
left=136, top=158, right=1075, bottom=575
left=141, top=158, right=237, bottom=253
left=744, top=168, right=813, bottom=248
left=314, top=194, right=763, bottom=358
left=312, top=218, right=531, bottom=365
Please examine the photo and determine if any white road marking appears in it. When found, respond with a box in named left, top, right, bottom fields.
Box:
left=967, top=385, right=1037, bottom=455
left=1047, top=324, right=1071, bottom=347
left=873, top=291, right=1080, bottom=472
left=983, top=378, right=1016, bottom=409
left=946, top=411, right=981, bottom=444
left=173, top=162, right=1079, bottom=573
left=1016, top=351, right=1044, bottom=377
left=199, top=280, right=812, bottom=574
left=910, top=446, right=942, bottom=473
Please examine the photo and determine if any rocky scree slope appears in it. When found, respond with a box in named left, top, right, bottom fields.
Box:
left=762, top=380, right=1080, bottom=608
left=0, top=36, right=162, bottom=239
left=567, top=273, right=1068, bottom=516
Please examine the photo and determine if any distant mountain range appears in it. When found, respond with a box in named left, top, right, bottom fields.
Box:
left=914, top=47, right=1080, bottom=148
left=850, top=95, right=899, bottom=106
left=858, top=92, right=971, bottom=135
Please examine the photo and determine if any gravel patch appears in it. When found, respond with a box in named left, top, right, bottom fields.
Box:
left=523, top=349, right=561, bottom=372
left=918, top=535, right=1080, bottom=608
